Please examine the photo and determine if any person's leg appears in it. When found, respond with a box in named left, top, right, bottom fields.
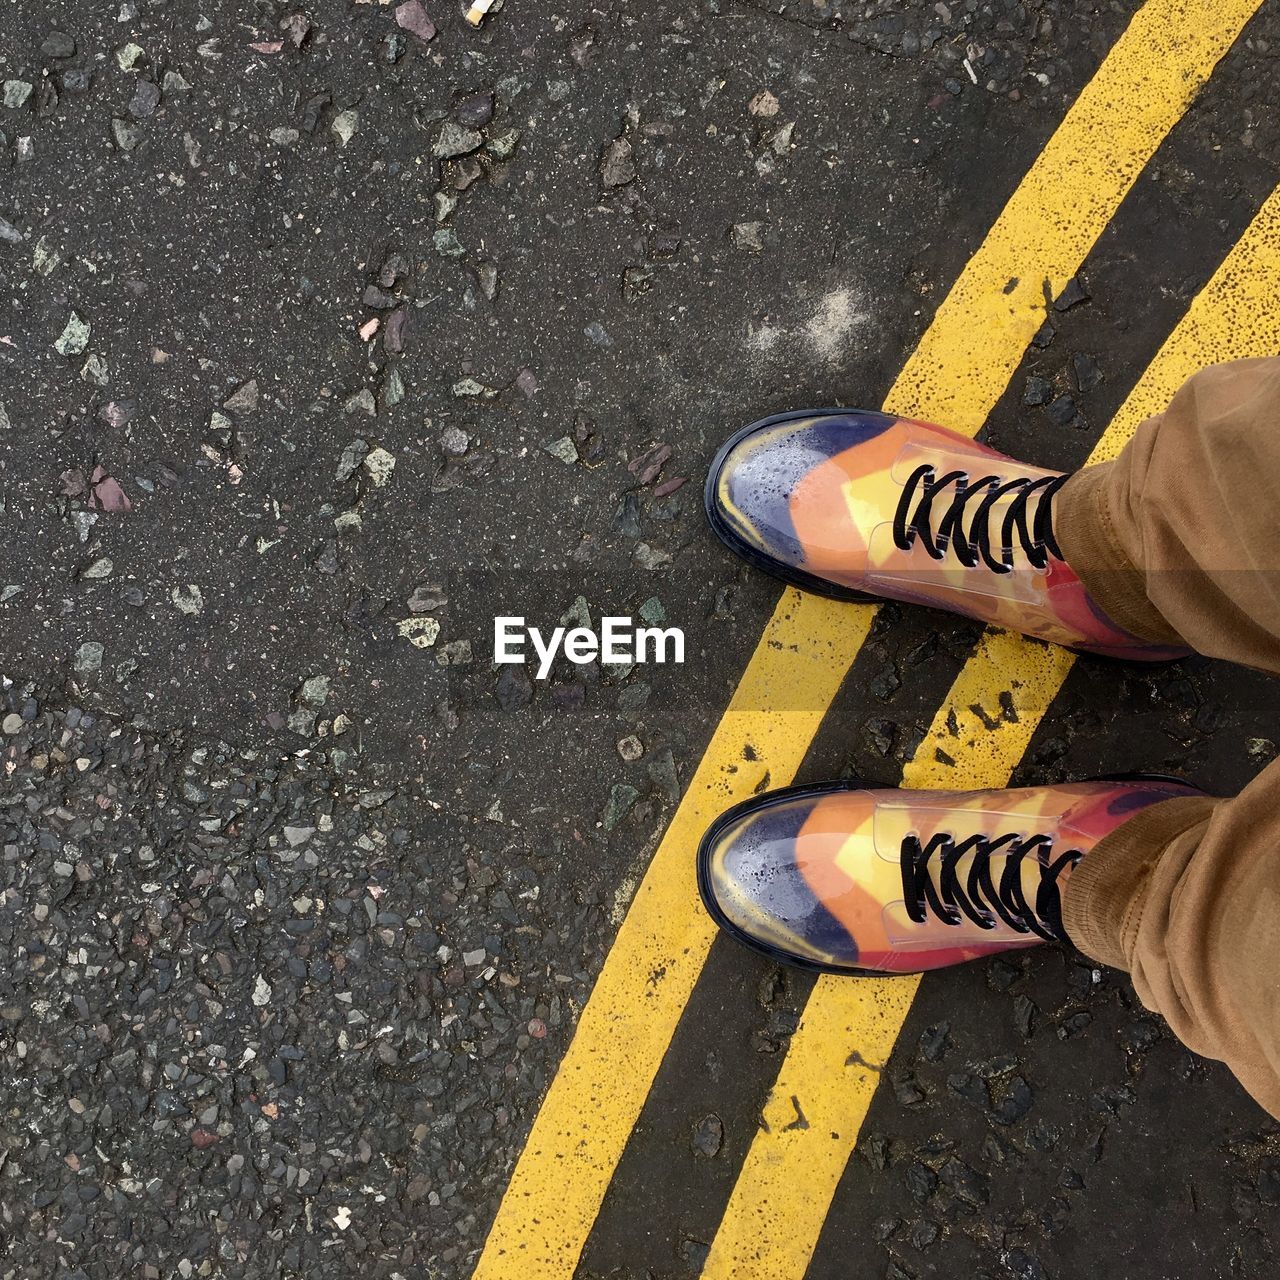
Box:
left=1057, top=356, right=1280, bottom=1116
left=1062, top=767, right=1280, bottom=1117
left=1056, top=355, right=1280, bottom=673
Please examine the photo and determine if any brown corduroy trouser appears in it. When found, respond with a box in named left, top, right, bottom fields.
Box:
left=1056, top=356, right=1280, bottom=1120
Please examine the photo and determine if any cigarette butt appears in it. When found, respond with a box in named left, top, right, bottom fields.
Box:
left=466, top=0, right=495, bottom=24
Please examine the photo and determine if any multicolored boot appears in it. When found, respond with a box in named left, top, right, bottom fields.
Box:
left=698, top=776, right=1204, bottom=975
left=705, top=408, right=1189, bottom=660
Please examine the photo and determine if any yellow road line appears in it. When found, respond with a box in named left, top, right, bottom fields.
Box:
left=473, top=2, right=1260, bottom=1274
left=474, top=593, right=873, bottom=1278
left=700, top=184, right=1280, bottom=1280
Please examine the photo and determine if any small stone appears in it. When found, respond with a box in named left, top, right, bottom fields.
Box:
left=732, top=221, right=766, bottom=251
left=602, top=783, right=640, bottom=831
left=384, top=307, right=411, bottom=353
left=270, top=126, right=299, bottom=145
left=129, top=80, right=161, bottom=119
left=332, top=109, right=359, bottom=146
left=456, top=89, right=494, bottom=128
left=116, top=43, right=145, bottom=70
left=363, top=446, right=396, bottom=488
left=638, top=596, right=665, bottom=625
left=1022, top=375, right=1052, bottom=406
left=397, top=617, right=441, bottom=648
left=1046, top=393, right=1079, bottom=427
left=3, top=81, right=34, bottom=110
left=3, top=713, right=25, bottom=734
left=251, top=975, right=272, bottom=1007
left=910, top=1220, right=939, bottom=1252
left=452, top=377, right=492, bottom=398
left=541, top=437, right=578, bottom=465
left=475, top=261, right=500, bottom=300
left=617, top=735, right=643, bottom=762
left=623, top=264, right=653, bottom=300
left=892, top=1073, right=927, bottom=1106
left=633, top=543, right=671, bottom=570
left=453, top=151, right=484, bottom=188
left=1073, top=352, right=1103, bottom=392
left=905, top=1161, right=939, bottom=1204
left=600, top=136, right=635, bottom=187
left=484, top=128, right=520, bottom=160
left=288, top=708, right=317, bottom=736
left=224, top=379, right=259, bottom=414
left=98, top=400, right=137, bottom=429
left=280, top=11, right=312, bottom=47
left=34, top=238, right=61, bottom=274
left=81, top=558, right=113, bottom=580
left=74, top=642, right=104, bottom=675
left=54, top=312, right=90, bottom=356
left=440, top=426, right=470, bottom=456
left=918, top=1022, right=951, bottom=1061
left=80, top=354, right=109, bottom=386
left=434, top=228, right=465, bottom=257
left=283, top=825, right=315, bottom=848
left=434, top=121, right=482, bottom=159
left=382, top=367, right=405, bottom=406
left=768, top=122, right=795, bottom=155
left=336, top=439, right=370, bottom=482
left=396, top=0, right=437, bottom=43
left=748, top=90, right=780, bottom=117
left=345, top=389, right=377, bottom=416
left=0, top=217, right=23, bottom=246
left=408, top=583, right=447, bottom=612
left=692, top=1114, right=724, bottom=1157
left=495, top=665, right=532, bottom=711
left=436, top=639, right=472, bottom=667
left=171, top=584, right=204, bottom=615
left=112, top=118, right=142, bottom=151
left=298, top=675, right=330, bottom=707
left=1054, top=276, right=1090, bottom=311
left=991, top=1075, right=1034, bottom=1125
left=583, top=321, right=613, bottom=348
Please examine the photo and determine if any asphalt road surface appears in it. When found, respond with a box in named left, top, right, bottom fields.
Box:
left=2, top=1, right=1279, bottom=1278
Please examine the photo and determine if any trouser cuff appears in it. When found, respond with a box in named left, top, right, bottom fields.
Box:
left=1062, top=795, right=1218, bottom=970
left=1056, top=465, right=1187, bottom=648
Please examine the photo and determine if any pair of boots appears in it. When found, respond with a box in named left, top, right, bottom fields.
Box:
left=698, top=408, right=1201, bottom=976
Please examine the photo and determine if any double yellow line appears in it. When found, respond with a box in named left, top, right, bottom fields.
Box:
left=474, top=2, right=1269, bottom=1276
left=702, top=176, right=1280, bottom=1280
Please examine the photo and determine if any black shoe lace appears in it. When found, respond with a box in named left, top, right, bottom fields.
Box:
left=892, top=465, right=1068, bottom=573
left=899, top=830, right=1083, bottom=941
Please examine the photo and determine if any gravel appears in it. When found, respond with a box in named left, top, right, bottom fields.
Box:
left=4, top=0, right=1279, bottom=1276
